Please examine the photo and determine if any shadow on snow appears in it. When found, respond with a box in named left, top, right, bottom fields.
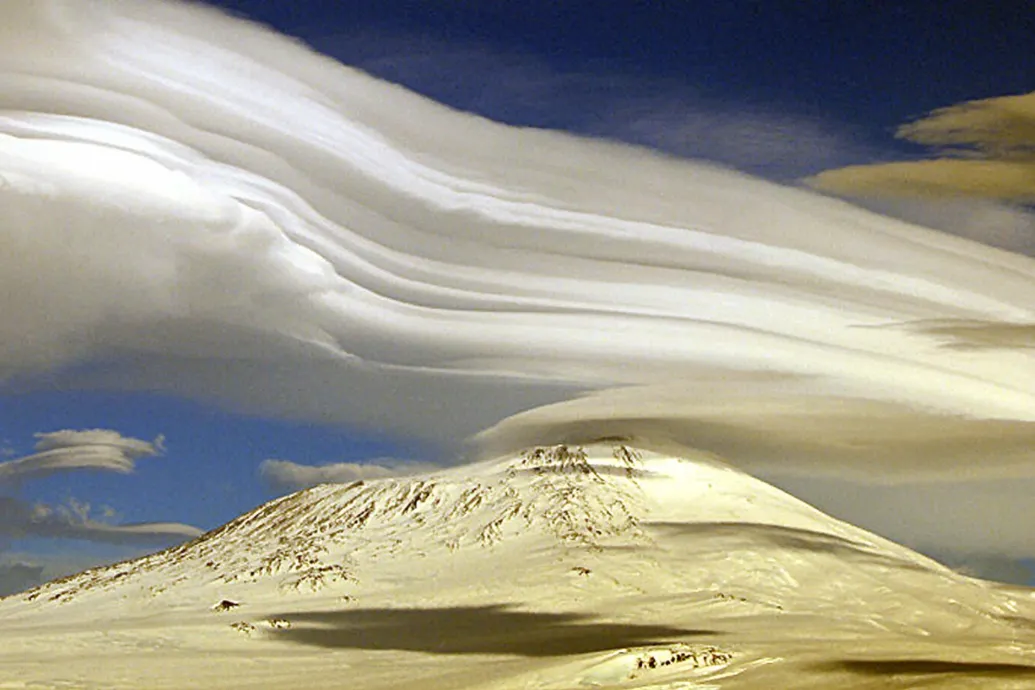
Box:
left=268, top=603, right=720, bottom=656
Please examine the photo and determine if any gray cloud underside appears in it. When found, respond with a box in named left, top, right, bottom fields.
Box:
left=1, top=1, right=1035, bottom=563
left=0, top=561, right=44, bottom=597
left=836, top=197, right=1035, bottom=258
left=260, top=457, right=443, bottom=492
left=759, top=472, right=1035, bottom=583
left=0, top=551, right=160, bottom=597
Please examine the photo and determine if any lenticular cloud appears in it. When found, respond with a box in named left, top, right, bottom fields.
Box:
left=2, top=1, right=1034, bottom=479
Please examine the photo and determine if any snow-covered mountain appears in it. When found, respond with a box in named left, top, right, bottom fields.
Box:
left=3, top=443, right=1035, bottom=689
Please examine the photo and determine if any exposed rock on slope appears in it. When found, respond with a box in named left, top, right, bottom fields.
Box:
left=18, top=445, right=653, bottom=605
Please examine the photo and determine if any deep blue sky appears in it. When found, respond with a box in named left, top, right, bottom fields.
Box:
left=3, top=0, right=1033, bottom=582
left=215, top=0, right=1035, bottom=147
left=1, top=391, right=415, bottom=528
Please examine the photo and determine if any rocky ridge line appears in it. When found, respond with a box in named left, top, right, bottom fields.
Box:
left=16, top=444, right=652, bottom=604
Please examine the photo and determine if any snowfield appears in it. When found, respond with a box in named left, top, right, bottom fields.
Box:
left=3, top=443, right=1035, bottom=688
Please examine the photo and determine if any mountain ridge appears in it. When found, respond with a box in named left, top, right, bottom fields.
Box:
left=3, top=443, right=973, bottom=607
left=5, top=443, right=1035, bottom=689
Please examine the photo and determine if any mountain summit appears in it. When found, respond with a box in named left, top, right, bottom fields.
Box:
left=4, top=444, right=1035, bottom=688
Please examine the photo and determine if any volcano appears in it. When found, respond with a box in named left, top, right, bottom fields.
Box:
left=3, top=443, right=1035, bottom=689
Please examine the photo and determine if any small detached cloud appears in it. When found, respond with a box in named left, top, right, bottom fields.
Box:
left=0, top=429, right=200, bottom=594
left=808, top=91, right=1035, bottom=202
left=0, top=429, right=165, bottom=486
left=807, top=91, right=1035, bottom=257
left=259, top=458, right=442, bottom=493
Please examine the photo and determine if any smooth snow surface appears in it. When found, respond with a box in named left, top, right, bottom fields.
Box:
left=3, top=444, right=1035, bottom=688
left=1, top=1, right=1034, bottom=476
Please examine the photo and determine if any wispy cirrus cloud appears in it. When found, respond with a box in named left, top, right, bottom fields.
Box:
left=316, top=28, right=1035, bottom=259
left=318, top=27, right=1035, bottom=260
left=312, top=26, right=1035, bottom=262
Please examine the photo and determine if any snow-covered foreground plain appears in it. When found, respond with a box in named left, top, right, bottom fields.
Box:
left=3, top=443, right=1035, bottom=689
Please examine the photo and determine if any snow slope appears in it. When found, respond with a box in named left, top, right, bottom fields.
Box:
left=2, top=443, right=1035, bottom=688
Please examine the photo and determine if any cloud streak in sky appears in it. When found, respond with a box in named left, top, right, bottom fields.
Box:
left=1, top=0, right=1033, bottom=487
left=835, top=197, right=1035, bottom=257
left=0, top=496, right=200, bottom=545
